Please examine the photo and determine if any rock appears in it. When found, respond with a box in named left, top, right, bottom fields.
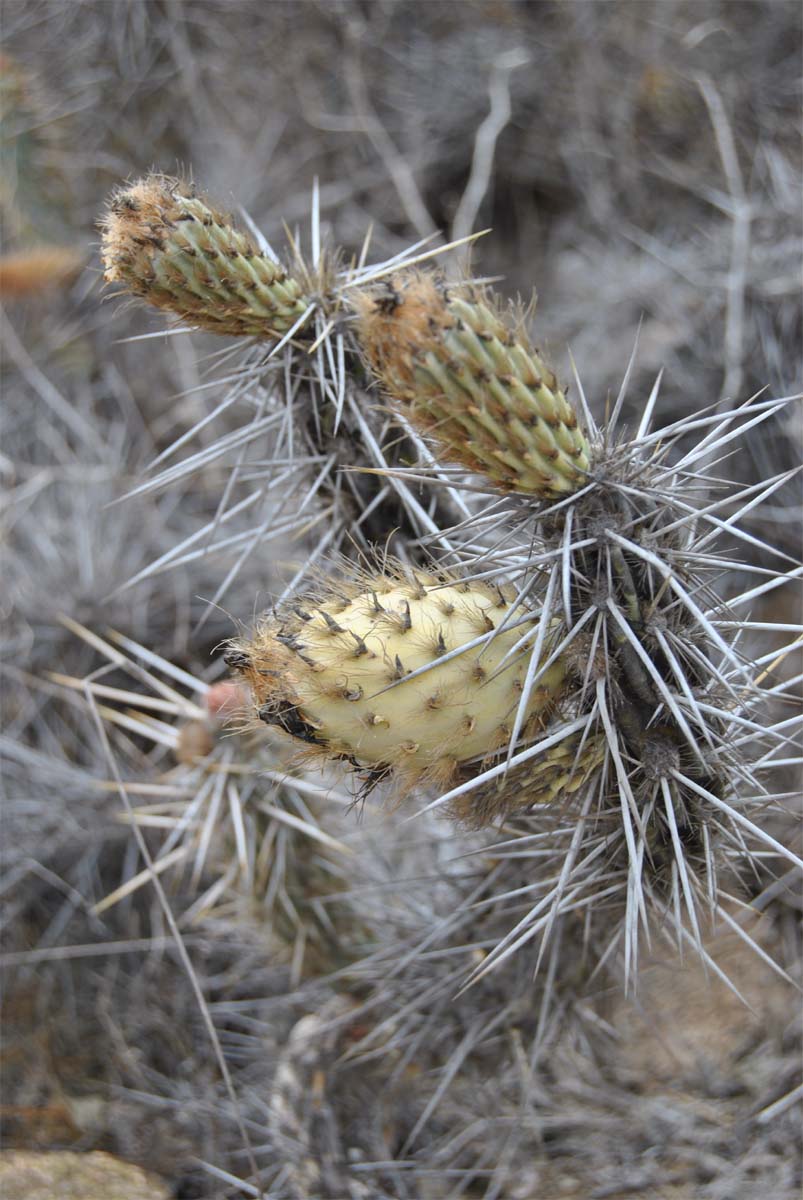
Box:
left=0, top=1151, right=170, bottom=1200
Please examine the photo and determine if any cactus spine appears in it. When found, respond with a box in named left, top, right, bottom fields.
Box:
left=448, top=731, right=606, bottom=828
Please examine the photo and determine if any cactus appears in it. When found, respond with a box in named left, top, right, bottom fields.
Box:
left=353, top=268, right=591, bottom=496
left=94, top=173, right=801, bottom=998
left=100, top=175, right=315, bottom=338
left=228, top=567, right=568, bottom=799
left=55, top=623, right=368, bottom=977
left=5, top=10, right=800, bottom=1195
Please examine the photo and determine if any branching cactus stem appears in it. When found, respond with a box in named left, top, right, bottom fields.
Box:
left=96, top=170, right=802, bottom=991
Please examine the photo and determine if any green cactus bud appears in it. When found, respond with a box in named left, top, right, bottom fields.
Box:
left=227, top=568, right=568, bottom=798
left=100, top=175, right=312, bottom=338
left=353, top=269, right=591, bottom=497
left=448, top=732, right=606, bottom=828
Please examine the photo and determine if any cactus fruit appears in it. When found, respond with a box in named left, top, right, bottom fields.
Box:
left=353, top=269, right=591, bottom=497
left=227, top=568, right=568, bottom=797
left=100, top=175, right=313, bottom=338
left=0, top=245, right=83, bottom=298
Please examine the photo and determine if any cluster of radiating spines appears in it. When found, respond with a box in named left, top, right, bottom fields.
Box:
left=100, top=175, right=314, bottom=339
left=225, top=567, right=572, bottom=806
left=447, top=729, right=607, bottom=829
left=352, top=268, right=591, bottom=498
left=426, top=383, right=803, bottom=982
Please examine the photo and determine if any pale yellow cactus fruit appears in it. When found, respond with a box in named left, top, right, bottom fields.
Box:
left=353, top=269, right=591, bottom=498
left=227, top=568, right=568, bottom=798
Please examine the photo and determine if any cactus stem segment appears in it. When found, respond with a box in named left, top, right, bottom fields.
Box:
left=353, top=269, right=591, bottom=497
left=100, top=175, right=317, bottom=339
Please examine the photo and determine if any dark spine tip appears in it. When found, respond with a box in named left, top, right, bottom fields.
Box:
left=373, top=281, right=401, bottom=314
left=350, top=631, right=369, bottom=656
left=322, top=610, right=346, bottom=634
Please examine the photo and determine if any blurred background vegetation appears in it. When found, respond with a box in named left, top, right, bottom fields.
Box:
left=2, top=3, right=801, bottom=1197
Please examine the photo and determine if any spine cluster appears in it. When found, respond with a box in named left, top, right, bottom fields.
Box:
left=448, top=731, right=606, bottom=828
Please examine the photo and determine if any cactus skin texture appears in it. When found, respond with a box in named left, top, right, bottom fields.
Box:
left=227, top=569, right=568, bottom=798
left=353, top=269, right=591, bottom=497
left=448, top=733, right=606, bottom=829
left=100, top=175, right=311, bottom=338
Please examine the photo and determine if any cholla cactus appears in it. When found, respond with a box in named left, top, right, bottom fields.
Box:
left=58, top=621, right=366, bottom=976
left=98, top=174, right=802, bottom=996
